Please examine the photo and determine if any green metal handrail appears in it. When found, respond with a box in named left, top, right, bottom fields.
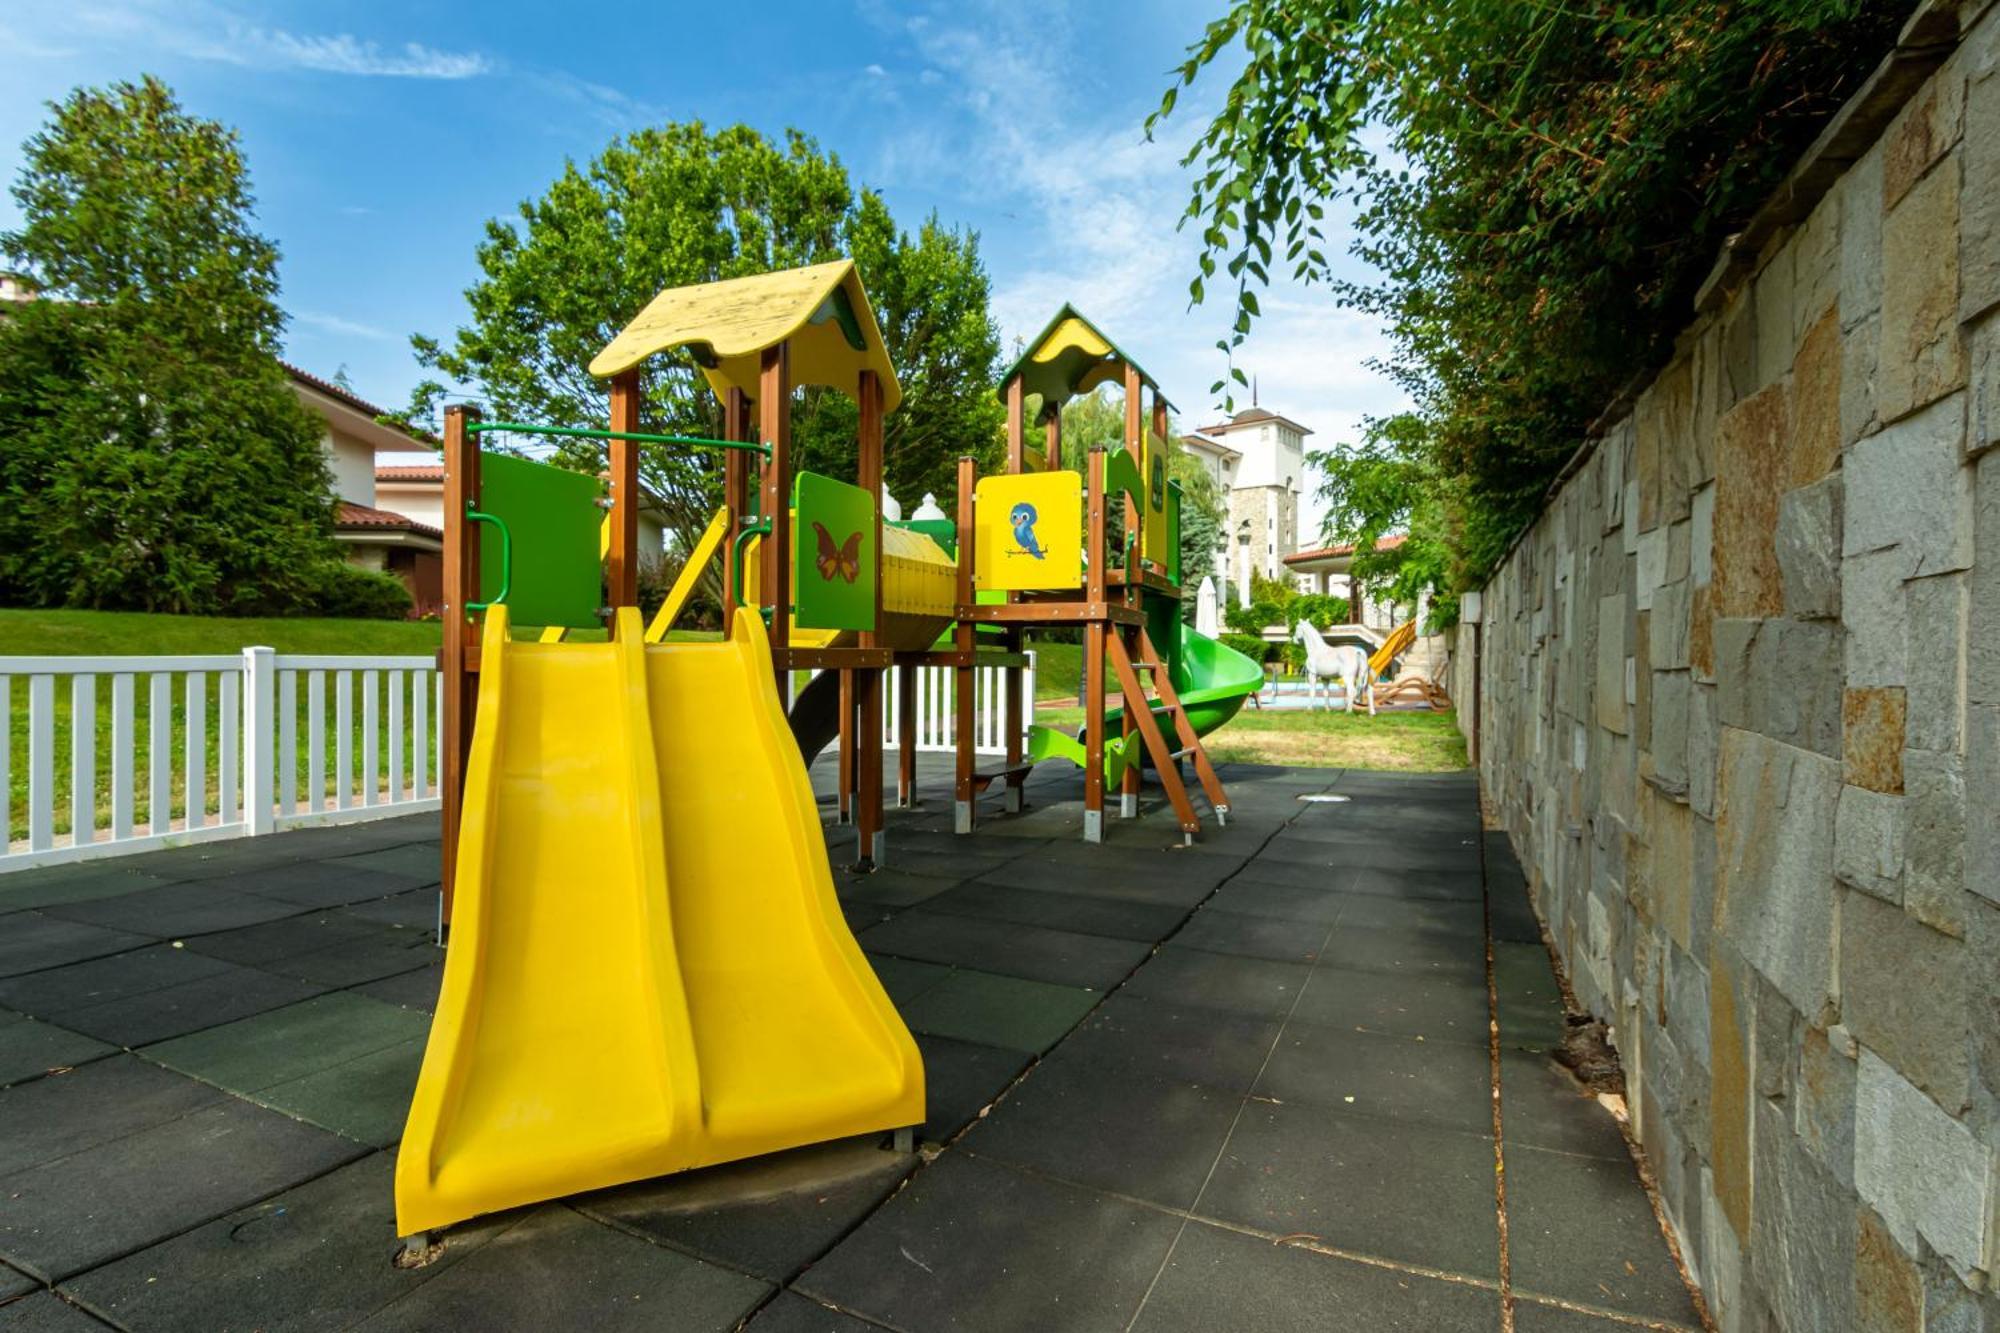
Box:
left=465, top=421, right=769, bottom=457
left=731, top=519, right=772, bottom=608
left=464, top=509, right=510, bottom=611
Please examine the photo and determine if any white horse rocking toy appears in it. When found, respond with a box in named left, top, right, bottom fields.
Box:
left=1292, top=620, right=1376, bottom=715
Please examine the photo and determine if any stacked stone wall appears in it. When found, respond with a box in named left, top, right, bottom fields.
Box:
left=1465, top=4, right=2000, bottom=1326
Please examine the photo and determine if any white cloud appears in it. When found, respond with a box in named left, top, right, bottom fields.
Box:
left=292, top=310, right=395, bottom=342
left=195, top=27, right=491, bottom=79
left=19, top=2, right=492, bottom=80
left=865, top=63, right=889, bottom=77
left=869, top=0, right=1409, bottom=538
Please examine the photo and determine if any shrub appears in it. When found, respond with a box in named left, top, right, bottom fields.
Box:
left=307, top=562, right=413, bottom=620
left=1221, top=632, right=1271, bottom=665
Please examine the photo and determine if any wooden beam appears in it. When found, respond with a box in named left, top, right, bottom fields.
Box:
left=1106, top=631, right=1200, bottom=835
left=439, top=404, right=481, bottom=925
left=1044, top=407, right=1062, bottom=473
left=759, top=345, right=792, bottom=660
left=606, top=370, right=642, bottom=622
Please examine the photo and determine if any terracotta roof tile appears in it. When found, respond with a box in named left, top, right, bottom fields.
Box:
left=1284, top=533, right=1408, bottom=565
left=336, top=501, right=443, bottom=540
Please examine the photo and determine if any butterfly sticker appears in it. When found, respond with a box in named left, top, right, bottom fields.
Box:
left=812, top=521, right=862, bottom=584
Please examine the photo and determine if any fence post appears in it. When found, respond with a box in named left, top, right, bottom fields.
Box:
left=243, top=646, right=277, bottom=836
left=1024, top=650, right=1037, bottom=750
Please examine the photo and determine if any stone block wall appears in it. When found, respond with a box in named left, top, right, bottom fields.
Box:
left=1464, top=4, right=2000, bottom=1327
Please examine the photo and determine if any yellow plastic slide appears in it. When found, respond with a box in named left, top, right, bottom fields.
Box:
left=396, top=606, right=922, bottom=1236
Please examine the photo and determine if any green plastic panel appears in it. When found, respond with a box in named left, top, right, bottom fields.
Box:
left=793, top=470, right=877, bottom=632
left=1165, top=481, right=1183, bottom=587
left=477, top=453, right=604, bottom=629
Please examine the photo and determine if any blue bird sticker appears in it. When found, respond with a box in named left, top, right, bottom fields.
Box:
left=1010, top=502, right=1046, bottom=559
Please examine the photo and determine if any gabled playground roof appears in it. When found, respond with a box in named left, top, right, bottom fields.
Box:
left=589, top=258, right=902, bottom=413
left=998, top=304, right=1170, bottom=416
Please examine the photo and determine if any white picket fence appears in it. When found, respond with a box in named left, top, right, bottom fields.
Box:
left=4, top=650, right=1036, bottom=873
left=1, top=650, right=442, bottom=873
left=835, top=654, right=1037, bottom=755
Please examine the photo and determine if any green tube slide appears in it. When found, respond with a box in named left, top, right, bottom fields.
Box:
left=1027, top=622, right=1264, bottom=785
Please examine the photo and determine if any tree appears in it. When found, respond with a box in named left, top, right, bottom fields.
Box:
left=407, top=122, right=1004, bottom=546
left=1148, top=1, right=1900, bottom=601
left=1310, top=413, right=1457, bottom=628
left=0, top=76, right=340, bottom=614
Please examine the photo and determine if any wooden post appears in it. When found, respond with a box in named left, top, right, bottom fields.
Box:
left=440, top=404, right=481, bottom=926
left=722, top=386, right=751, bottom=626
left=1004, top=376, right=1026, bottom=474
left=1003, top=625, right=1025, bottom=812
left=896, top=661, right=918, bottom=807
left=856, top=369, right=886, bottom=864
left=607, top=370, right=642, bottom=624
left=953, top=456, right=977, bottom=834
left=1083, top=450, right=1108, bottom=843
left=1044, top=407, right=1062, bottom=473
left=837, top=670, right=855, bottom=825
left=759, top=345, right=791, bottom=662
left=1119, top=620, right=1141, bottom=819
left=1122, top=365, right=1144, bottom=587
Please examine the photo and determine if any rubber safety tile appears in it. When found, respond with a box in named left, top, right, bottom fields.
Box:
left=578, top=1136, right=914, bottom=1282
left=964, top=1057, right=1241, bottom=1210
left=1171, top=905, right=1329, bottom=963
left=1504, top=1145, right=1700, bottom=1325
left=1198, top=1099, right=1500, bottom=1279
left=59, top=1152, right=504, bottom=1332
left=1290, top=965, right=1490, bottom=1047
left=1038, top=994, right=1283, bottom=1095
left=798, top=1153, right=1183, bottom=1332
left=0, top=1012, right=114, bottom=1090
left=0, top=1098, right=365, bottom=1282
left=0, top=1056, right=221, bottom=1179
left=1130, top=1219, right=1499, bottom=1333
left=0, top=915, right=152, bottom=981
left=38, top=883, right=302, bottom=938
left=911, top=1033, right=1032, bottom=1141
left=350, top=1206, right=769, bottom=1333
left=142, top=991, right=426, bottom=1098
left=1252, top=1019, right=1494, bottom=1135
left=859, top=911, right=1152, bottom=991
left=1120, top=947, right=1313, bottom=1020
left=899, top=969, right=1098, bottom=1054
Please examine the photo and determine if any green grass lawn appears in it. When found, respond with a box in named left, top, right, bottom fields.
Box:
left=0, top=608, right=445, bottom=657
left=1034, top=703, right=1468, bottom=772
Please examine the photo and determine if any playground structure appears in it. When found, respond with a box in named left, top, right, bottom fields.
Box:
left=397, top=262, right=1263, bottom=1241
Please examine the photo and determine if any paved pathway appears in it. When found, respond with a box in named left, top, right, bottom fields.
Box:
left=0, top=760, right=1702, bottom=1331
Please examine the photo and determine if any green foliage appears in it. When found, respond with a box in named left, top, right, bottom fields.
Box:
left=1310, top=411, right=1460, bottom=628
left=306, top=562, right=414, bottom=620
left=0, top=77, right=341, bottom=615
left=1221, top=631, right=1272, bottom=664
left=407, top=122, right=1005, bottom=548
left=1150, top=1, right=1901, bottom=595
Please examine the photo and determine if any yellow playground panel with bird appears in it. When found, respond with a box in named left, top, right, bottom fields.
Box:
left=973, top=471, right=1083, bottom=592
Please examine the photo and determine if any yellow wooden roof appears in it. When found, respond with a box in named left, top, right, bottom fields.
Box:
left=999, top=304, right=1166, bottom=414
left=589, top=259, right=902, bottom=412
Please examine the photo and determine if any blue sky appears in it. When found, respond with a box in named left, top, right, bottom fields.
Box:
left=2, top=0, right=1405, bottom=533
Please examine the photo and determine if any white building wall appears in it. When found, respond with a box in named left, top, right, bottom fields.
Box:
left=324, top=428, right=378, bottom=507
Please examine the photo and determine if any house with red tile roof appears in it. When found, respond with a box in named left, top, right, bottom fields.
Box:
left=283, top=365, right=445, bottom=615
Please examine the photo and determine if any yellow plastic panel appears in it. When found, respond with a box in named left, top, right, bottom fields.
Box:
left=974, top=472, right=1083, bottom=592
left=395, top=606, right=921, bottom=1236
left=1140, top=432, right=1171, bottom=569
left=396, top=607, right=698, bottom=1234
left=644, top=610, right=920, bottom=1157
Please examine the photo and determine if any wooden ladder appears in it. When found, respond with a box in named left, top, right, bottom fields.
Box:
left=1104, top=625, right=1232, bottom=842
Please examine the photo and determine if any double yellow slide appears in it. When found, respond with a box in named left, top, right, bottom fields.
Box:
left=395, top=607, right=923, bottom=1235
